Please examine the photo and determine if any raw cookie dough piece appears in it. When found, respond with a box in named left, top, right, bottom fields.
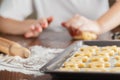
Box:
left=73, top=31, right=97, bottom=40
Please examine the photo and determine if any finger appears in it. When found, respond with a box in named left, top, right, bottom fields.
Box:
left=69, top=26, right=82, bottom=36
left=69, top=26, right=76, bottom=36
left=71, top=27, right=79, bottom=36
left=24, top=31, right=40, bottom=38
left=32, top=30, right=40, bottom=37
left=61, top=22, right=70, bottom=28
left=75, top=29, right=82, bottom=35
left=30, top=25, right=36, bottom=30
left=35, top=24, right=43, bottom=32
left=30, top=24, right=42, bottom=32
left=61, top=22, right=66, bottom=27
left=24, top=31, right=34, bottom=38
left=25, top=24, right=42, bottom=38
left=24, top=28, right=41, bottom=38
left=47, top=16, right=53, bottom=24
left=39, top=18, right=48, bottom=29
left=32, top=24, right=42, bottom=37
left=62, top=21, right=76, bottom=36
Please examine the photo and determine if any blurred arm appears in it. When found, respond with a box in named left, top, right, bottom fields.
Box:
left=97, top=0, right=120, bottom=34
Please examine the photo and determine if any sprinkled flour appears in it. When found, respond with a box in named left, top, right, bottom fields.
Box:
left=0, top=46, right=64, bottom=76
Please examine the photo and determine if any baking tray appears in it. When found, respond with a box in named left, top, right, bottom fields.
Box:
left=40, top=41, right=120, bottom=79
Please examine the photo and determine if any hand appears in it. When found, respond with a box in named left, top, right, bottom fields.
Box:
left=62, top=14, right=101, bottom=37
left=0, top=16, right=53, bottom=38
left=24, top=16, right=53, bottom=38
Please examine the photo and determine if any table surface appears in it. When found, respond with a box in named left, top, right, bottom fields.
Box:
left=0, top=28, right=119, bottom=80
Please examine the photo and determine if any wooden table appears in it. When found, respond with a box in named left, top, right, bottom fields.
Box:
left=0, top=28, right=118, bottom=80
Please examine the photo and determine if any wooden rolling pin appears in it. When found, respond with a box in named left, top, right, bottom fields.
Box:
left=0, top=37, right=31, bottom=58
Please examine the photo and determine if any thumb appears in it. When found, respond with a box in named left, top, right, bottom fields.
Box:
left=47, top=16, right=54, bottom=24
left=61, top=22, right=69, bottom=28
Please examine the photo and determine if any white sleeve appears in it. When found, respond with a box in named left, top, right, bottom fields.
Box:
left=0, top=0, right=33, bottom=21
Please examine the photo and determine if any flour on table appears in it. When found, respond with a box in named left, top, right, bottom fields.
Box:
left=0, top=46, right=64, bottom=76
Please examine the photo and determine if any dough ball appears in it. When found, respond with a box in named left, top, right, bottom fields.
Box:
left=73, top=32, right=97, bottom=40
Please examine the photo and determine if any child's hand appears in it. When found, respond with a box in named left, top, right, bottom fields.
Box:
left=24, top=16, right=53, bottom=38
left=62, top=14, right=100, bottom=37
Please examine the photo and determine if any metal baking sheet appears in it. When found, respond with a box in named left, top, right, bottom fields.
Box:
left=40, top=41, right=120, bottom=79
